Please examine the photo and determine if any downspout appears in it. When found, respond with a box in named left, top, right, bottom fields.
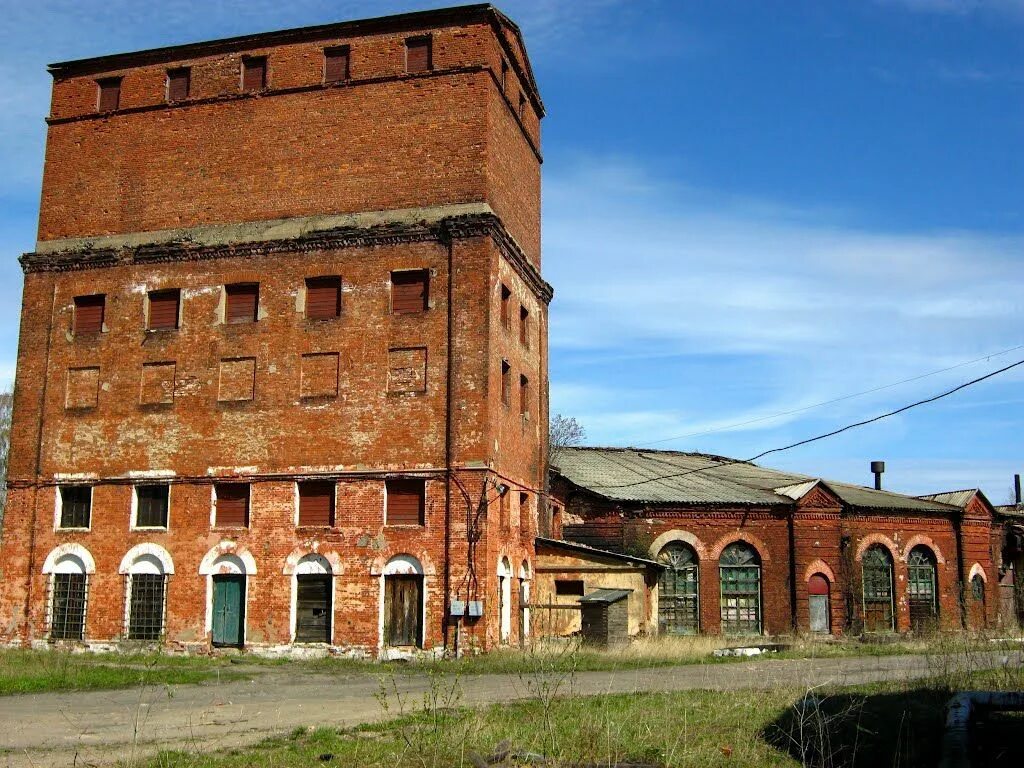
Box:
left=441, top=224, right=455, bottom=652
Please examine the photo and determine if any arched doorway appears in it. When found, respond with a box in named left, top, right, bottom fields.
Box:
left=808, top=573, right=831, bottom=634
left=907, top=546, right=938, bottom=632
left=862, top=545, right=895, bottom=632
left=658, top=542, right=699, bottom=635
left=719, top=542, right=762, bottom=634
left=498, top=557, right=512, bottom=644
left=383, top=555, right=424, bottom=649
left=519, top=561, right=532, bottom=645
left=294, top=554, right=332, bottom=643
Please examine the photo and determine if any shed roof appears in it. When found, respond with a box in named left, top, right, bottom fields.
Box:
left=534, top=536, right=664, bottom=569
left=579, top=588, right=632, bottom=605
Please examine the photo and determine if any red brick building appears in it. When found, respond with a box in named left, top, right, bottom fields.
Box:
left=0, top=4, right=550, bottom=656
left=548, top=448, right=1001, bottom=637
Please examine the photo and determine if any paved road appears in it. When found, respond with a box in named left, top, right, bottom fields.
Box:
left=0, top=652, right=1018, bottom=767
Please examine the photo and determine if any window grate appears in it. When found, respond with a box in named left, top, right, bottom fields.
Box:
left=50, top=574, right=87, bottom=640
left=862, top=545, right=895, bottom=632
left=719, top=542, right=761, bottom=634
left=127, top=574, right=166, bottom=641
left=659, top=543, right=699, bottom=634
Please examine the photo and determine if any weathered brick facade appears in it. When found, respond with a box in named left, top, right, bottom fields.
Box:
left=0, top=5, right=549, bottom=655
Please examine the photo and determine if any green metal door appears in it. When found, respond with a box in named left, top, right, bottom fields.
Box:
left=212, top=575, right=245, bottom=647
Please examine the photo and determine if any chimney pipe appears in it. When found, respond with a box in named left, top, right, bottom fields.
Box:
left=1015, top=473, right=1021, bottom=505
left=871, top=461, right=885, bottom=491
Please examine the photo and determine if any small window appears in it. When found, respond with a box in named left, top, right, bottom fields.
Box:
left=519, top=374, right=529, bottom=417
left=519, top=492, right=529, bottom=527
left=305, top=276, right=342, bottom=320
left=73, top=295, right=105, bottom=335
left=242, top=57, right=267, bottom=92
left=324, top=46, right=350, bottom=83
left=97, top=78, right=121, bottom=112
left=405, top=36, right=432, bottom=74
left=59, top=486, right=91, bottom=529
left=298, top=481, right=335, bottom=527
left=391, top=270, right=429, bottom=314
left=135, top=485, right=169, bottom=528
left=500, top=284, right=511, bottom=329
left=500, top=58, right=509, bottom=91
left=518, top=92, right=526, bottom=119
left=166, top=68, right=190, bottom=101
left=555, top=580, right=585, bottom=597
left=215, top=483, right=250, bottom=528
left=386, top=478, right=425, bottom=526
left=501, top=360, right=511, bottom=406
left=225, top=283, right=259, bottom=324
left=519, top=305, right=529, bottom=347
left=147, top=289, right=180, bottom=331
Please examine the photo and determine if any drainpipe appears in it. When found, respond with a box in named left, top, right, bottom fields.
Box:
left=441, top=224, right=455, bottom=652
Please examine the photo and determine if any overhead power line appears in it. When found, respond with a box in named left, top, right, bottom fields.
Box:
left=594, top=356, right=1024, bottom=491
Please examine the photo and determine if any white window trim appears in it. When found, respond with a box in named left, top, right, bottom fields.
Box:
left=54, top=485, right=93, bottom=531
left=290, top=554, right=335, bottom=644
left=378, top=555, right=428, bottom=652
left=131, top=484, right=171, bottom=531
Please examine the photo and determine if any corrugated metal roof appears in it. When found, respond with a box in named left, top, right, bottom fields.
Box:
left=553, top=447, right=956, bottom=513
left=579, top=588, right=632, bottom=605
left=534, top=536, right=663, bottom=568
left=918, top=489, right=978, bottom=508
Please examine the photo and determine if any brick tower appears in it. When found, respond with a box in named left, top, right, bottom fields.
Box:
left=0, top=4, right=549, bottom=655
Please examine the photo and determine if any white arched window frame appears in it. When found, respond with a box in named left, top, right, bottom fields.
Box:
left=291, top=553, right=334, bottom=644
left=42, top=545, right=96, bottom=641
left=497, top=556, right=513, bottom=644
left=379, top=554, right=426, bottom=652
left=519, top=560, right=532, bottom=644
left=119, top=544, right=174, bottom=642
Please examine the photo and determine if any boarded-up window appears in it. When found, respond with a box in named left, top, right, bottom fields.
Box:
left=324, top=46, right=350, bottom=82
left=51, top=573, right=87, bottom=640
left=298, top=481, right=335, bottom=527
left=386, top=479, right=424, bottom=526
left=500, top=284, right=511, bottom=328
left=225, top=283, right=258, bottom=324
left=215, top=483, right=249, bottom=528
left=59, top=486, right=91, bottom=529
left=519, top=305, right=529, bottom=347
left=519, top=374, right=529, bottom=417
left=555, top=580, right=585, bottom=597
left=147, top=289, right=180, bottom=330
left=501, top=360, right=511, bottom=406
left=391, top=270, right=428, bottom=314
left=97, top=78, right=121, bottom=111
left=167, top=68, right=190, bottom=101
left=140, top=362, right=175, bottom=405
left=295, top=575, right=331, bottom=642
left=242, top=57, right=267, bottom=91
left=300, top=352, right=339, bottom=399
left=135, top=485, right=169, bottom=528
left=218, top=357, right=256, bottom=402
left=65, top=367, right=100, bottom=410
left=73, top=295, right=105, bottom=334
left=405, top=36, right=432, bottom=73
left=305, top=276, right=341, bottom=320
left=387, top=347, right=427, bottom=393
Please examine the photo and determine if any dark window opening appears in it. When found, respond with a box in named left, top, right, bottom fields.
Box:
left=59, top=486, right=91, bottom=529
left=295, top=574, right=331, bottom=643
left=147, top=289, right=180, bottom=331
left=242, top=57, right=267, bottom=91
left=73, top=295, right=105, bottom=335
left=519, top=305, right=529, bottom=347
left=391, top=270, right=429, bottom=314
left=862, top=545, right=895, bottom=632
left=305, top=276, right=342, bottom=320
left=50, top=573, right=87, bottom=640
left=519, top=374, right=529, bottom=417
left=97, top=78, right=121, bottom=112
left=501, top=360, right=511, bottom=406
left=215, top=483, right=250, bottom=528
left=519, top=492, right=529, bottom=526
left=972, top=574, right=986, bottom=603
left=135, top=485, right=169, bottom=528
left=555, top=580, right=585, bottom=597
left=499, top=489, right=510, bottom=529
left=386, top=478, right=425, bottom=526
left=167, top=68, right=190, bottom=101
left=908, top=546, right=938, bottom=632
left=405, top=36, right=432, bottom=73
left=298, top=481, right=335, bottom=527
left=324, top=46, right=350, bottom=82
left=225, top=283, right=259, bottom=324
left=127, top=573, right=166, bottom=641
left=518, top=92, right=526, bottom=119
left=659, top=543, right=699, bottom=635
left=500, top=284, right=511, bottom=329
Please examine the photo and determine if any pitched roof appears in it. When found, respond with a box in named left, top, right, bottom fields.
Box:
left=551, top=446, right=956, bottom=514
left=534, top=536, right=663, bottom=569
left=918, top=489, right=979, bottom=508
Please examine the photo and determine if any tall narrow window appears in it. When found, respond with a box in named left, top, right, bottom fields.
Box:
left=305, top=276, right=342, bottom=320
left=386, top=478, right=425, bottom=526
left=519, top=305, right=529, bottom=347
left=719, top=542, right=761, bottom=634
left=225, top=283, right=259, bottom=324
left=135, top=485, right=170, bottom=528
left=519, top=374, right=529, bottom=417
left=127, top=573, right=166, bottom=640
left=907, top=546, right=938, bottom=632
left=500, top=57, right=509, bottom=92
left=808, top=573, right=831, bottom=634
left=215, top=483, right=250, bottom=528
left=324, top=46, right=350, bottom=82
left=97, top=78, right=121, bottom=112
left=659, top=542, right=699, bottom=635
left=51, top=573, right=88, bottom=640
left=519, top=492, right=529, bottom=529
left=59, top=486, right=91, bottom=529
left=166, top=68, right=190, bottom=101
left=298, top=481, right=335, bottom=527
left=73, top=295, right=105, bottom=335
left=147, top=289, right=180, bottom=331
left=501, top=360, right=511, bottom=406
left=499, top=489, right=510, bottom=529
left=500, top=284, right=511, bottom=329
left=405, top=36, right=432, bottom=73
left=862, top=545, right=895, bottom=632
left=518, top=92, right=526, bottom=119
left=241, top=57, right=267, bottom=92
left=391, top=270, right=429, bottom=314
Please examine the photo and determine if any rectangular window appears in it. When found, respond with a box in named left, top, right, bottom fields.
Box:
left=518, top=92, right=527, bottom=119
left=135, top=485, right=169, bottom=528
left=391, top=270, right=429, bottom=314
left=519, top=305, right=529, bottom=347
left=298, top=481, right=335, bottom=527
left=215, top=483, right=250, bottom=528
left=520, top=374, right=530, bottom=417
left=242, top=57, right=267, bottom=92
left=405, top=36, right=432, bottom=73
left=97, top=77, right=121, bottom=112
left=51, top=573, right=87, bottom=640
left=305, top=276, right=342, bottom=320
left=73, top=295, right=105, bottom=335
left=386, top=478, right=425, bottom=526
left=324, top=46, right=350, bottom=82
left=555, top=580, right=585, bottom=597
left=147, top=289, right=180, bottom=331
left=127, top=573, right=166, bottom=640
left=225, top=283, right=259, bottom=324
left=499, top=489, right=510, bottom=529
left=519, top=492, right=529, bottom=528
left=501, top=58, right=509, bottom=92
left=501, top=360, right=511, bottom=406
left=166, top=67, right=190, bottom=101
left=500, top=284, right=511, bottom=329
left=59, top=486, right=91, bottom=529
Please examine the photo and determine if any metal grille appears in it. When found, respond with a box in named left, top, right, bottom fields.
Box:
left=719, top=543, right=761, bottom=634
left=50, top=574, right=87, bottom=640
left=907, top=546, right=937, bottom=631
left=658, top=543, right=699, bottom=634
left=127, top=574, right=166, bottom=641
left=862, top=546, right=895, bottom=632
left=59, top=486, right=91, bottom=528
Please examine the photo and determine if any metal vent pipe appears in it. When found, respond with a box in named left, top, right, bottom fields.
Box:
left=871, top=461, right=885, bottom=491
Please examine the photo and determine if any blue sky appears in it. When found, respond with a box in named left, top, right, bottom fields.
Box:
left=1, top=1, right=1021, bottom=500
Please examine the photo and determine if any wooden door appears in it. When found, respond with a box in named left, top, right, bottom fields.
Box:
left=384, top=575, right=422, bottom=647
left=212, top=575, right=245, bottom=647
left=295, top=575, right=331, bottom=643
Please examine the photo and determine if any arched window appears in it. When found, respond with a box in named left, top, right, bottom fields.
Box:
left=658, top=542, right=699, bottom=635
left=294, top=554, right=332, bottom=644
left=126, top=554, right=169, bottom=641
left=971, top=574, right=986, bottom=604
left=719, top=542, right=761, bottom=634
left=47, top=553, right=90, bottom=640
left=907, top=546, right=938, bottom=631
left=862, top=545, right=894, bottom=632
left=808, top=573, right=831, bottom=634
